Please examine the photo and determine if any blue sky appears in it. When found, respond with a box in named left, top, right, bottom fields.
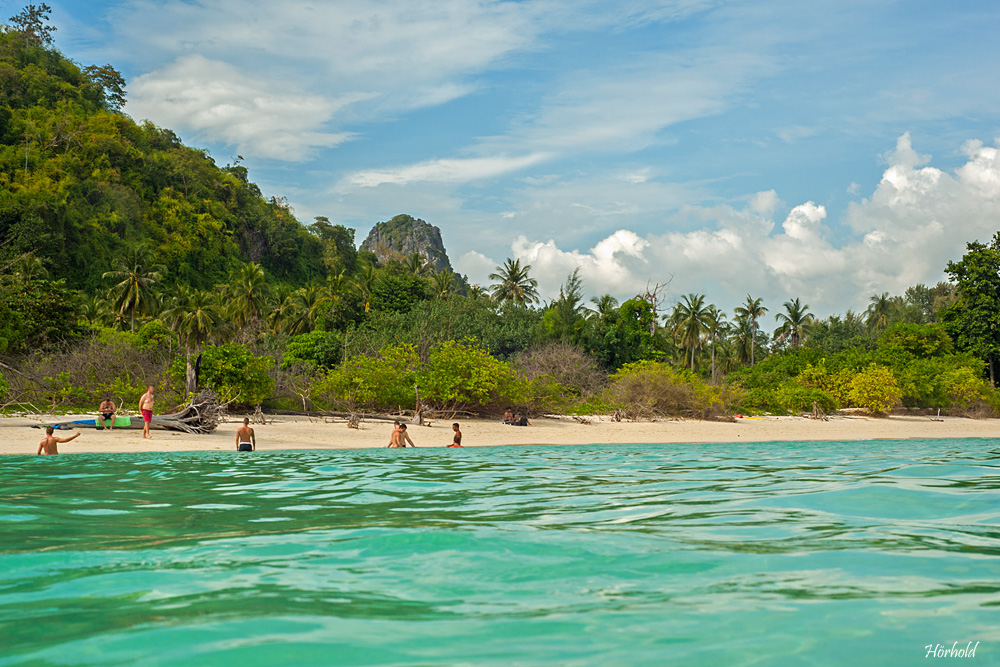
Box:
left=43, top=0, right=1000, bottom=318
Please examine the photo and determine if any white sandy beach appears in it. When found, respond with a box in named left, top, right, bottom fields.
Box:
left=4, top=412, right=999, bottom=455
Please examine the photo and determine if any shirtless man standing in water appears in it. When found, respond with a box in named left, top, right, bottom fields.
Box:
left=139, top=386, right=154, bottom=439
left=38, top=426, right=80, bottom=455
left=236, top=417, right=256, bottom=452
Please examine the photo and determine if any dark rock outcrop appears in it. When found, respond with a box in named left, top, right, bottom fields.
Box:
left=360, top=214, right=455, bottom=273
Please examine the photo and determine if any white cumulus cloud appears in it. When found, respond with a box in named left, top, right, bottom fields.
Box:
left=127, top=55, right=366, bottom=161
left=464, top=135, right=1000, bottom=316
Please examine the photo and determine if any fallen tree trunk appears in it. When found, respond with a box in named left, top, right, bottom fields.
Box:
left=153, top=390, right=224, bottom=434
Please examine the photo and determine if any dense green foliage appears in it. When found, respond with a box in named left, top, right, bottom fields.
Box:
left=312, top=340, right=524, bottom=414
left=282, top=331, right=342, bottom=371
left=729, top=323, right=996, bottom=416
left=170, top=343, right=274, bottom=405
left=0, top=278, right=79, bottom=352
left=943, top=234, right=1000, bottom=384
left=0, top=26, right=323, bottom=292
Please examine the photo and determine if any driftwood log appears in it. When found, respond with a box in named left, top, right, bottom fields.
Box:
left=153, top=390, right=224, bottom=434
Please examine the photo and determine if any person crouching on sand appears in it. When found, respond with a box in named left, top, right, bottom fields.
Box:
left=38, top=426, right=80, bottom=455
left=387, top=421, right=415, bottom=448
left=236, top=417, right=255, bottom=452
left=448, top=422, right=462, bottom=447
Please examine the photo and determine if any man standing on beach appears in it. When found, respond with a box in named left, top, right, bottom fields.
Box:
left=387, top=422, right=415, bottom=448
left=139, top=386, right=154, bottom=440
left=448, top=423, right=462, bottom=447
left=97, top=397, right=116, bottom=431
left=236, top=417, right=255, bottom=452
left=38, top=427, right=80, bottom=455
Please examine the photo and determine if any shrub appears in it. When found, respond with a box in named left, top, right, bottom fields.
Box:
left=846, top=364, right=901, bottom=416
left=939, top=367, right=1000, bottom=417
left=17, top=331, right=175, bottom=410
left=135, top=320, right=176, bottom=352
left=419, top=340, right=525, bottom=414
left=607, top=361, right=727, bottom=420
left=514, top=342, right=606, bottom=403
left=40, top=371, right=90, bottom=409
left=734, top=381, right=837, bottom=415
left=797, top=360, right=853, bottom=406
left=312, top=344, right=420, bottom=412
left=282, top=330, right=342, bottom=370
left=891, top=357, right=950, bottom=408
left=172, top=343, right=275, bottom=405
left=877, top=322, right=953, bottom=358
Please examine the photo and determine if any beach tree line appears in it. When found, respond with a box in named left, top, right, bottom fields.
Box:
left=3, top=237, right=997, bottom=419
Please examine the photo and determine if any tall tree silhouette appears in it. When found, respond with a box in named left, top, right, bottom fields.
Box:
left=489, top=258, right=539, bottom=306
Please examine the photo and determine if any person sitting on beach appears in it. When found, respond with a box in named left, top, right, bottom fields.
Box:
left=38, top=426, right=80, bottom=455
left=387, top=422, right=415, bottom=448
left=236, top=417, right=255, bottom=452
left=139, top=386, right=155, bottom=440
left=502, top=407, right=514, bottom=424
left=97, top=397, right=117, bottom=431
left=513, top=412, right=530, bottom=426
left=448, top=422, right=462, bottom=447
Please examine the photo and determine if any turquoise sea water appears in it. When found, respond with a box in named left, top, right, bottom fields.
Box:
left=1, top=440, right=999, bottom=666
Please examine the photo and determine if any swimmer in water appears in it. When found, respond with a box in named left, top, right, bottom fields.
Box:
left=37, top=426, right=80, bottom=455
left=448, top=422, right=462, bottom=447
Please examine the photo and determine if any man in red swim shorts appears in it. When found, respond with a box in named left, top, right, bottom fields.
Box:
left=139, top=385, right=155, bottom=439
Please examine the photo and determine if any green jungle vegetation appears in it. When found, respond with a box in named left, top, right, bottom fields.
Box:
left=2, top=6, right=1000, bottom=421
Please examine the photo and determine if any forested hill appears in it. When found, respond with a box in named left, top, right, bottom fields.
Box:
left=0, top=18, right=324, bottom=291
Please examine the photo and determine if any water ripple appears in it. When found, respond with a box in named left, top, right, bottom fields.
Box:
left=1, top=439, right=999, bottom=665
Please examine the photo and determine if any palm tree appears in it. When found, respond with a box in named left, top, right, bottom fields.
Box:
left=489, top=258, right=539, bottom=306
left=404, top=252, right=432, bottom=277
left=866, top=292, right=893, bottom=333
left=589, top=294, right=619, bottom=321
left=731, top=313, right=753, bottom=366
left=546, top=269, right=586, bottom=341
left=162, top=288, right=224, bottom=395
left=733, top=295, right=767, bottom=365
left=466, top=283, right=490, bottom=302
left=431, top=269, right=458, bottom=299
left=670, top=293, right=710, bottom=371
left=77, top=293, right=111, bottom=328
left=354, top=263, right=378, bottom=313
left=266, top=284, right=294, bottom=332
left=228, top=261, right=271, bottom=327
left=704, top=305, right=727, bottom=384
left=320, top=270, right=346, bottom=313
left=103, top=243, right=166, bottom=332
left=774, top=297, right=813, bottom=348
left=280, top=285, right=331, bottom=335
left=6, top=254, right=48, bottom=284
